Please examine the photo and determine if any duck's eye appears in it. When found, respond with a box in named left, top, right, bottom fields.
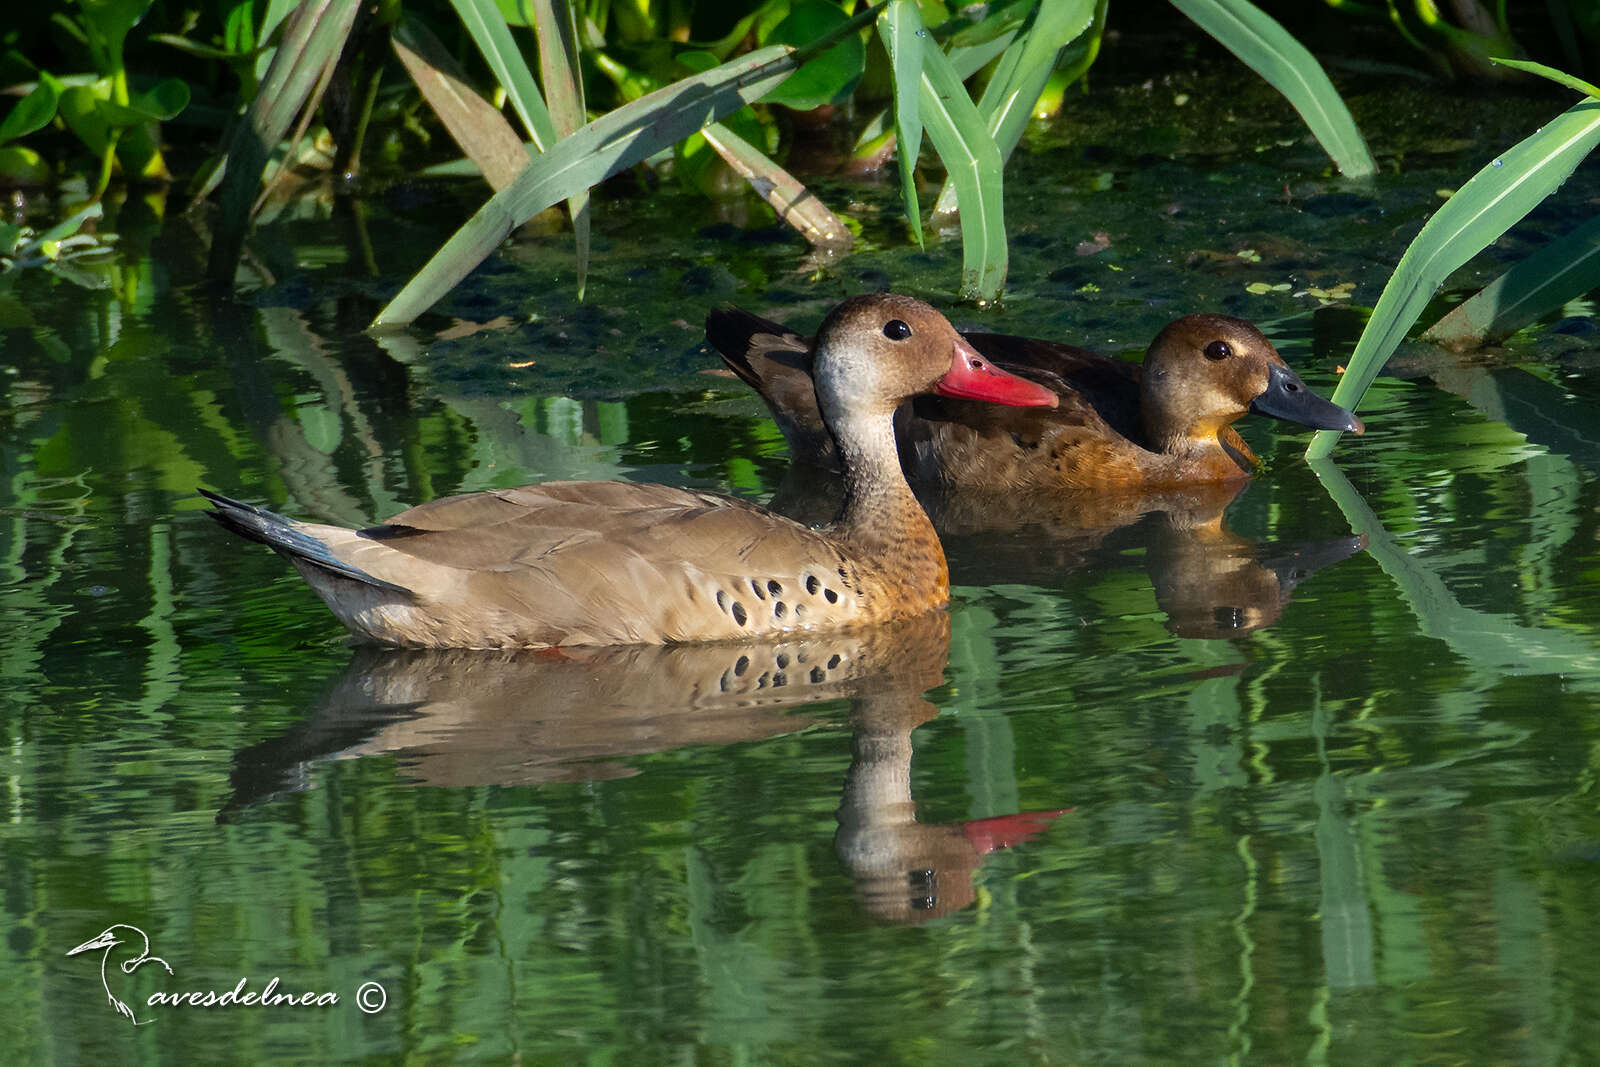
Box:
left=883, top=319, right=913, bottom=341
left=1203, top=340, right=1232, bottom=361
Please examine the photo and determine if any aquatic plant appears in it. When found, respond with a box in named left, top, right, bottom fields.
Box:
left=365, top=0, right=1373, bottom=321
left=1, top=0, right=191, bottom=193
left=1306, top=59, right=1600, bottom=459
left=40, top=0, right=1600, bottom=318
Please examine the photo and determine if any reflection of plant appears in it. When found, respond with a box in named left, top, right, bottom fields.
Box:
left=0, top=202, right=117, bottom=287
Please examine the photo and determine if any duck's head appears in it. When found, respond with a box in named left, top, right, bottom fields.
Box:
left=1140, top=314, right=1363, bottom=449
left=812, top=294, right=1058, bottom=423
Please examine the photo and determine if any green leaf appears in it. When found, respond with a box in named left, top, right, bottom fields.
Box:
left=0, top=80, right=62, bottom=145
left=1421, top=216, right=1600, bottom=349
left=73, top=0, right=155, bottom=73
left=1168, top=0, right=1375, bottom=178
left=945, top=0, right=1033, bottom=50
left=919, top=38, right=1007, bottom=300
left=877, top=0, right=925, bottom=248
left=761, top=0, right=866, bottom=111
left=373, top=21, right=884, bottom=328
left=224, top=0, right=258, bottom=53
left=449, top=0, right=560, bottom=150
left=58, top=83, right=115, bottom=156
left=1307, top=97, right=1600, bottom=458
left=1489, top=57, right=1600, bottom=99
left=0, top=145, right=51, bottom=186
left=97, top=77, right=190, bottom=123
left=493, top=0, right=533, bottom=27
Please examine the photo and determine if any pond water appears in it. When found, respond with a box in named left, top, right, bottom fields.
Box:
left=5, top=58, right=1600, bottom=1064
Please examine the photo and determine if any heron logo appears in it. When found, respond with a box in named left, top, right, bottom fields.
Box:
left=66, top=923, right=387, bottom=1024
left=66, top=924, right=172, bottom=1025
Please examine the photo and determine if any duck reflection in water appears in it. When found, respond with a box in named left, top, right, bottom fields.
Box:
left=936, top=480, right=1367, bottom=639
left=223, top=612, right=1068, bottom=923
left=765, top=467, right=1366, bottom=641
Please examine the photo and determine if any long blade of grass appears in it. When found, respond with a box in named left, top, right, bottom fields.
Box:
left=448, top=0, right=559, bottom=150
left=527, top=0, right=591, bottom=296
left=1420, top=215, right=1600, bottom=349
left=852, top=3, right=1020, bottom=173
left=983, top=0, right=1095, bottom=159
left=919, top=38, right=1007, bottom=301
left=701, top=121, right=852, bottom=251
left=205, top=0, right=361, bottom=282
left=1307, top=97, right=1600, bottom=458
left=256, top=0, right=302, bottom=84
left=373, top=21, right=880, bottom=328
left=1490, top=56, right=1600, bottom=99
left=877, top=0, right=925, bottom=248
left=392, top=16, right=532, bottom=191
left=1168, top=0, right=1375, bottom=178
left=933, top=0, right=1094, bottom=220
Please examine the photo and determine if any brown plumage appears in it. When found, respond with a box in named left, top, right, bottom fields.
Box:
left=200, top=294, right=1057, bottom=649
left=706, top=308, right=1363, bottom=490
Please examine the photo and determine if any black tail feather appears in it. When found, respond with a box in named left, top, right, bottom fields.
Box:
left=704, top=305, right=811, bottom=393
left=198, top=489, right=412, bottom=596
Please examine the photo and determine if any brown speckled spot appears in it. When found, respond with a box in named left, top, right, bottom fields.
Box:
left=776, top=653, right=789, bottom=669
left=810, top=666, right=827, bottom=683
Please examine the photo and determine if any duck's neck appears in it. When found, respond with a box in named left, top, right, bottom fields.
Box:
left=1138, top=384, right=1194, bottom=456
left=1141, top=397, right=1258, bottom=475
left=826, top=405, right=948, bottom=599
